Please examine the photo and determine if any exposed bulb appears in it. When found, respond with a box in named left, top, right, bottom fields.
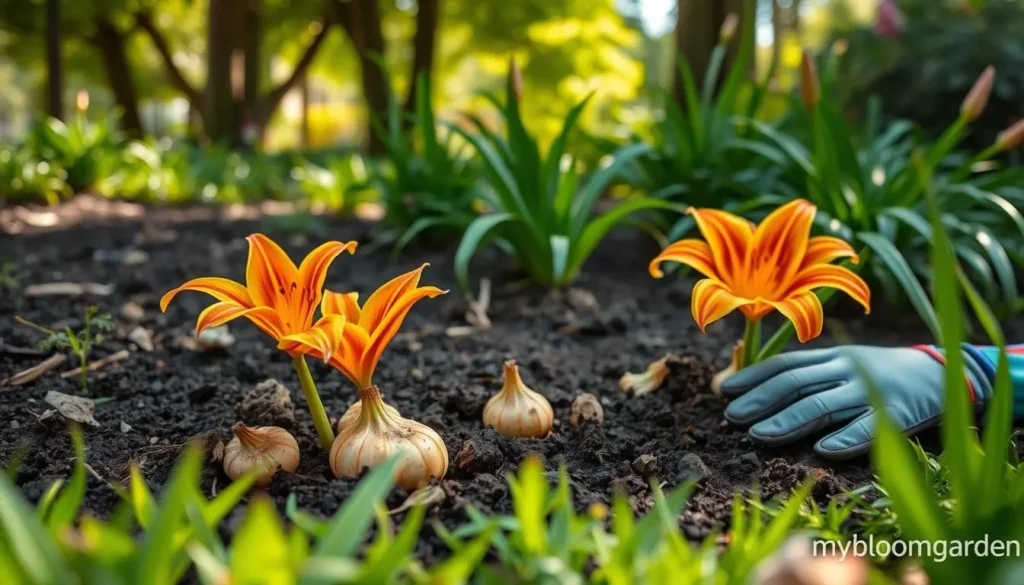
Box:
left=337, top=400, right=400, bottom=434
left=482, top=361, right=553, bottom=438
left=330, top=386, right=448, bottom=490
left=223, top=423, right=300, bottom=487
left=711, top=341, right=744, bottom=395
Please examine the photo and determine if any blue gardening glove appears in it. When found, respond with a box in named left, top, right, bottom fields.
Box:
left=719, top=345, right=994, bottom=459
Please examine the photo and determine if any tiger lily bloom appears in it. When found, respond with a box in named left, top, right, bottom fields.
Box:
left=649, top=199, right=870, bottom=368
left=281, top=263, right=447, bottom=390
left=160, top=233, right=357, bottom=452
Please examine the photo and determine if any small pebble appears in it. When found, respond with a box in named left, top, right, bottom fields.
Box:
left=149, top=437, right=159, bottom=445
left=121, top=302, right=145, bottom=322
left=120, top=421, right=132, bottom=434
left=11, top=420, right=20, bottom=429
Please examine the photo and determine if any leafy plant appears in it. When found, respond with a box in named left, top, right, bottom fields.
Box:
left=866, top=164, right=1024, bottom=585
left=291, top=153, right=377, bottom=215
left=16, top=306, right=114, bottom=391
left=370, top=73, right=482, bottom=254
left=0, top=145, right=69, bottom=204
left=0, top=260, right=23, bottom=290
left=26, top=113, right=121, bottom=194
left=622, top=4, right=795, bottom=239
left=453, top=62, right=683, bottom=292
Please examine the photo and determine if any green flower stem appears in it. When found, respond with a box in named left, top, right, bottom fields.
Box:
left=741, top=318, right=762, bottom=369
left=292, top=356, right=334, bottom=454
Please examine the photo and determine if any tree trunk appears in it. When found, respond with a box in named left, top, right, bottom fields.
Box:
left=243, top=0, right=263, bottom=140
left=673, top=0, right=719, bottom=108
left=673, top=0, right=753, bottom=109
left=207, top=0, right=244, bottom=146
left=403, top=0, right=440, bottom=119
left=45, top=0, right=63, bottom=120
left=93, top=18, right=143, bottom=136
left=338, top=0, right=389, bottom=155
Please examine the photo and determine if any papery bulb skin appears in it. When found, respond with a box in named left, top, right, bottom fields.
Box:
left=482, top=361, right=554, bottom=439
left=223, top=424, right=300, bottom=487
left=330, top=386, right=448, bottom=490
left=336, top=400, right=400, bottom=434
left=711, top=341, right=744, bottom=395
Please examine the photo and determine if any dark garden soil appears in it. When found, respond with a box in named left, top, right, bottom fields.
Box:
left=3, top=197, right=1022, bottom=563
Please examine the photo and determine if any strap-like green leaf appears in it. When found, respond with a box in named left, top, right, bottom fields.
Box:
left=454, top=212, right=517, bottom=294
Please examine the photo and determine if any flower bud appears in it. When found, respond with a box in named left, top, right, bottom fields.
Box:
left=508, top=57, right=523, bottom=102
left=719, top=13, right=739, bottom=44
left=799, top=49, right=820, bottom=109
left=961, top=66, right=995, bottom=122
left=874, top=0, right=906, bottom=37
left=996, top=119, right=1024, bottom=152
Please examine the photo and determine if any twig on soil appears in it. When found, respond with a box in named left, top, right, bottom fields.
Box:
left=23, top=282, right=114, bottom=297
left=0, top=343, right=47, bottom=357
left=0, top=353, right=67, bottom=387
left=59, top=349, right=130, bottom=379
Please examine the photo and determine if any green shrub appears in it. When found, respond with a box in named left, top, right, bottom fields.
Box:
left=26, top=113, right=121, bottom=194
left=371, top=74, right=482, bottom=254
left=453, top=67, right=684, bottom=292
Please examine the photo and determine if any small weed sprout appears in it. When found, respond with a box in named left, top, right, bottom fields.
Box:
left=0, top=260, right=22, bottom=290
left=17, top=306, right=115, bottom=391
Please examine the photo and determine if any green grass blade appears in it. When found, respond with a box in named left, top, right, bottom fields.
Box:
left=454, top=212, right=516, bottom=295
left=45, top=427, right=86, bottom=535
left=0, top=467, right=71, bottom=584
left=856, top=231, right=940, bottom=340
left=312, top=455, right=400, bottom=558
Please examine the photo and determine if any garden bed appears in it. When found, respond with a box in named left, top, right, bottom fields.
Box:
left=3, top=197, right=1019, bottom=563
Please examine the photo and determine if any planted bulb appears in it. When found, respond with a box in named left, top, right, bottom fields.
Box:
left=223, top=424, right=300, bottom=486
left=337, top=399, right=400, bottom=434
left=330, top=386, right=448, bottom=490
left=482, top=361, right=553, bottom=438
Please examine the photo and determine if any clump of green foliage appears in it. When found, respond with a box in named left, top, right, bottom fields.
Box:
left=16, top=306, right=114, bottom=392
left=371, top=73, right=482, bottom=255
left=452, top=62, right=683, bottom=292
left=0, top=260, right=23, bottom=290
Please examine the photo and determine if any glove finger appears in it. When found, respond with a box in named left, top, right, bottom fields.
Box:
left=724, top=358, right=849, bottom=425
left=814, top=383, right=945, bottom=460
left=814, top=410, right=877, bottom=460
left=748, top=385, right=869, bottom=446
left=719, top=348, right=836, bottom=398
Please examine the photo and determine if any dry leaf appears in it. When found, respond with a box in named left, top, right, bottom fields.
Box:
left=44, top=390, right=100, bottom=426
left=24, top=282, right=114, bottom=297
left=0, top=354, right=67, bottom=387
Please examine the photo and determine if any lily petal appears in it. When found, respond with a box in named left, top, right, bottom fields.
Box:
left=768, top=292, right=824, bottom=343
left=690, top=279, right=754, bottom=333
left=648, top=240, right=718, bottom=279
left=329, top=323, right=372, bottom=387
left=749, top=199, right=816, bottom=294
left=359, top=286, right=447, bottom=385
left=787, top=264, right=871, bottom=314
left=279, top=314, right=347, bottom=361
left=358, top=264, right=426, bottom=331
left=294, top=240, right=358, bottom=324
left=688, top=208, right=754, bottom=285
left=801, top=236, right=859, bottom=269
left=322, top=290, right=362, bottom=323
left=160, top=277, right=253, bottom=312
left=245, top=234, right=299, bottom=312
left=195, top=303, right=284, bottom=338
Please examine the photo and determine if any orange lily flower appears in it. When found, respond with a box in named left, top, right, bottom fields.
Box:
left=649, top=199, right=870, bottom=343
left=160, top=234, right=358, bottom=346
left=281, top=264, right=447, bottom=389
